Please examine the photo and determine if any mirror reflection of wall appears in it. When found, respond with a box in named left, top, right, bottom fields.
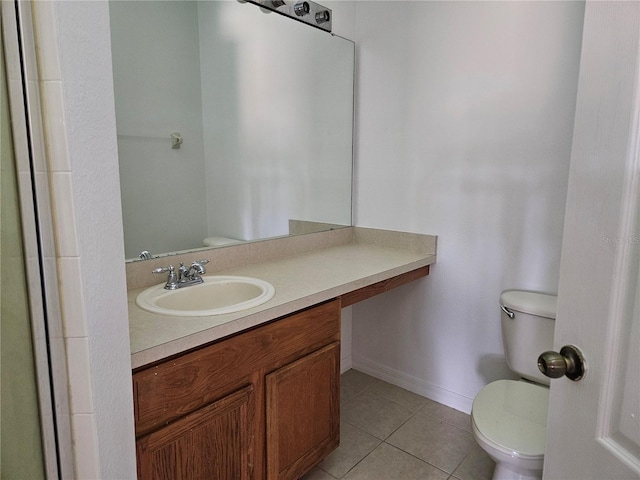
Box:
left=109, top=1, right=354, bottom=260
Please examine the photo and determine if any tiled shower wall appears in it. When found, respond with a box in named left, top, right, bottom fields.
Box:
left=30, top=2, right=136, bottom=478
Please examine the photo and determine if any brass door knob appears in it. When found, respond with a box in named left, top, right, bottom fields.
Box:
left=538, top=345, right=586, bottom=381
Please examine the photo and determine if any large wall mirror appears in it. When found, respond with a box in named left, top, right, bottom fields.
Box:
left=109, top=0, right=354, bottom=261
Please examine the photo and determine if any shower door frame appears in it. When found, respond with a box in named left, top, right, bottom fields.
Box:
left=2, top=1, right=74, bottom=478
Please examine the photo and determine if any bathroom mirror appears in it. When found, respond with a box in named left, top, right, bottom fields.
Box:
left=109, top=0, right=354, bottom=261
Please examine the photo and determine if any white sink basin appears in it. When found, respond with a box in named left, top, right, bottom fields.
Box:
left=136, top=275, right=275, bottom=317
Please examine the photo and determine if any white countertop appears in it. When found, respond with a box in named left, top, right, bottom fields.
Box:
left=128, top=228, right=436, bottom=369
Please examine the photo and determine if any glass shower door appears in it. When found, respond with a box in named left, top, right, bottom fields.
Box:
left=1, top=23, right=46, bottom=476
left=1, top=2, right=73, bottom=477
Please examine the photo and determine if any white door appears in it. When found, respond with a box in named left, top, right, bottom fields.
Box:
left=543, top=2, right=640, bottom=479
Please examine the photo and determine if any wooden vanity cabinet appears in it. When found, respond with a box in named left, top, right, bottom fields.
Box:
left=133, top=299, right=341, bottom=480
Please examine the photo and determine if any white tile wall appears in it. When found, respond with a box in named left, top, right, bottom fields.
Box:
left=70, top=414, right=100, bottom=479
left=31, top=0, right=61, bottom=81
left=40, top=81, right=70, bottom=172
left=49, top=173, right=79, bottom=257
left=57, top=257, right=88, bottom=338
left=30, top=1, right=104, bottom=477
left=65, top=338, right=95, bottom=414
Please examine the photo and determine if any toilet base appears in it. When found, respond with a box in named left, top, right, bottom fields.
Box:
left=471, top=381, right=546, bottom=480
left=472, top=416, right=544, bottom=480
left=492, top=462, right=542, bottom=480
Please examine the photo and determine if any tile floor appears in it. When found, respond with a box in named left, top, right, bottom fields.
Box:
left=302, top=370, right=495, bottom=480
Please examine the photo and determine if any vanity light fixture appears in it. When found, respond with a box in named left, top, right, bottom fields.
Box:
left=315, top=9, right=330, bottom=25
left=247, top=0, right=332, bottom=32
left=294, top=1, right=310, bottom=16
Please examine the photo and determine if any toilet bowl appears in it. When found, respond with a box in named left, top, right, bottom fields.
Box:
left=471, top=380, right=548, bottom=480
left=471, top=291, right=557, bottom=480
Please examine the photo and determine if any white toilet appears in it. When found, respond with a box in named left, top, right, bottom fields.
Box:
left=471, top=290, right=557, bottom=480
left=203, top=236, right=243, bottom=247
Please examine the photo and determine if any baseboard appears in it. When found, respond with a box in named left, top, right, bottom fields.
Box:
left=352, top=355, right=474, bottom=414
left=340, top=354, right=353, bottom=374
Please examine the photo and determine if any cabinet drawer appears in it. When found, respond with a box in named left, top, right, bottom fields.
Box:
left=133, top=299, right=340, bottom=437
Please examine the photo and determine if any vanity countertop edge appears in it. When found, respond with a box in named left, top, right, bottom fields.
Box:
left=128, top=227, right=437, bottom=370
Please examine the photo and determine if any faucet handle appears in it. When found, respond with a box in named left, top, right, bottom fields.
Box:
left=152, top=265, right=180, bottom=290
left=191, top=259, right=210, bottom=270
left=152, top=265, right=174, bottom=274
left=189, top=259, right=209, bottom=277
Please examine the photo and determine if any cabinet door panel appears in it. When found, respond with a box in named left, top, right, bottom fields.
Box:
left=137, top=384, right=255, bottom=480
left=266, top=342, right=340, bottom=480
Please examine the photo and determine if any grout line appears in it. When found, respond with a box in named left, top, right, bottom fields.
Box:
left=413, top=409, right=473, bottom=435
left=317, top=466, right=339, bottom=480
left=336, top=441, right=380, bottom=480
left=339, top=370, right=484, bottom=480
left=382, top=441, right=453, bottom=479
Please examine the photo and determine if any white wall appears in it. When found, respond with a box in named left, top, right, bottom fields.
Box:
left=351, top=1, right=585, bottom=412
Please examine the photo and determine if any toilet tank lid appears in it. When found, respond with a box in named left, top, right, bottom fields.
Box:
left=500, top=290, right=557, bottom=318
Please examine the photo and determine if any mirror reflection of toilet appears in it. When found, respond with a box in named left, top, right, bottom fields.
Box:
left=471, top=290, right=557, bottom=480
left=203, top=236, right=243, bottom=247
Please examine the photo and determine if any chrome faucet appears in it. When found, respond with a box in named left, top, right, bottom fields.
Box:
left=139, top=250, right=152, bottom=260
left=153, top=259, right=210, bottom=290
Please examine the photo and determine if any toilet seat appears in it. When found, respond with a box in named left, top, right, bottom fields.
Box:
left=471, top=380, right=549, bottom=459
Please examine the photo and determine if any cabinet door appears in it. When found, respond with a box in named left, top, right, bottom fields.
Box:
left=266, top=342, right=340, bottom=480
left=136, top=384, right=255, bottom=480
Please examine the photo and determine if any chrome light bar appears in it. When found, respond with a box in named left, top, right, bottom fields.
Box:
left=247, top=0, right=332, bottom=33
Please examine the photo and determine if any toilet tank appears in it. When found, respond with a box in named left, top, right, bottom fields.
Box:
left=500, top=290, right=557, bottom=385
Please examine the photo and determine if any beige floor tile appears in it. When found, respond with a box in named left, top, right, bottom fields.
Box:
left=334, top=372, right=488, bottom=479
left=365, top=380, right=429, bottom=412
left=301, top=467, right=338, bottom=480
left=318, top=422, right=381, bottom=478
left=387, top=412, right=476, bottom=474
left=420, top=398, right=472, bottom=433
left=341, top=369, right=379, bottom=403
left=343, top=443, right=449, bottom=480
left=342, top=392, right=415, bottom=440
left=452, top=443, right=495, bottom=480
